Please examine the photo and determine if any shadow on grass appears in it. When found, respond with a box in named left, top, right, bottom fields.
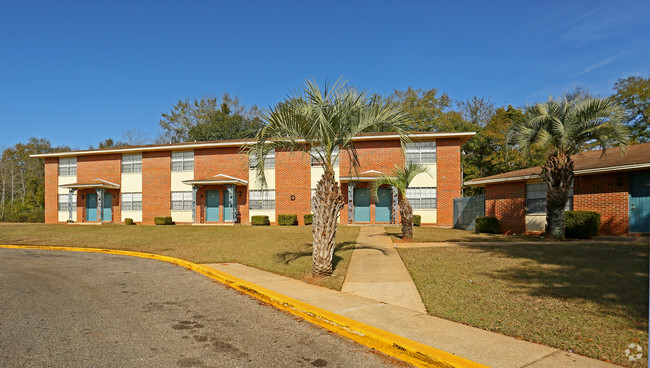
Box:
left=275, top=241, right=387, bottom=270
left=385, top=227, right=543, bottom=243
left=465, top=241, right=649, bottom=322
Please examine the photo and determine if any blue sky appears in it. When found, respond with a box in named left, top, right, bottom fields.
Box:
left=1, top=0, right=648, bottom=148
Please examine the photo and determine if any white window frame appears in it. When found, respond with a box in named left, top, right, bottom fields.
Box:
left=58, top=194, right=77, bottom=211
left=526, top=182, right=573, bottom=215
left=405, top=141, right=436, bottom=164
left=122, top=154, right=142, bottom=173
left=311, top=147, right=340, bottom=167
left=249, top=190, right=275, bottom=210
left=59, top=157, right=77, bottom=176
left=122, top=192, right=142, bottom=211
left=171, top=191, right=193, bottom=211
left=171, top=151, right=194, bottom=172
left=249, top=149, right=275, bottom=168
left=405, top=187, right=437, bottom=209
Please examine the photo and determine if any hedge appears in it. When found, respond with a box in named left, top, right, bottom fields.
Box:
left=124, top=218, right=134, bottom=225
left=304, top=214, right=313, bottom=225
left=251, top=215, right=270, bottom=226
left=278, top=214, right=298, bottom=226
left=564, top=211, right=600, bottom=239
left=412, top=215, right=421, bottom=227
left=154, top=216, right=173, bottom=225
left=475, top=216, right=499, bottom=234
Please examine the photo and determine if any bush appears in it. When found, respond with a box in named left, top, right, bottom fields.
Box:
left=304, top=214, right=313, bottom=225
left=124, top=218, right=134, bottom=225
left=475, top=216, right=499, bottom=234
left=66, top=219, right=75, bottom=224
left=251, top=215, right=270, bottom=226
left=412, top=215, right=421, bottom=227
left=154, top=216, right=173, bottom=225
left=564, top=211, right=600, bottom=239
left=278, top=214, right=298, bottom=226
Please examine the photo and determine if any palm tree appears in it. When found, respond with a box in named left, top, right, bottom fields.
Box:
left=509, top=92, right=628, bottom=240
left=370, top=163, right=431, bottom=241
left=251, top=79, right=410, bottom=276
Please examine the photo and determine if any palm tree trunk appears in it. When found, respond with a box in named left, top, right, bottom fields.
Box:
left=311, top=168, right=344, bottom=277
left=541, top=152, right=574, bottom=240
left=399, top=197, right=414, bottom=241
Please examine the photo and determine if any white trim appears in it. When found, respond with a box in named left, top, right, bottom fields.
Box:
left=574, top=163, right=650, bottom=175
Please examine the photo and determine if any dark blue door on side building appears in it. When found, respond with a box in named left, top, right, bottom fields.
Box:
left=375, top=187, right=392, bottom=223
left=86, top=193, right=97, bottom=222
left=354, top=188, right=370, bottom=222
left=629, top=172, right=650, bottom=233
left=206, top=190, right=220, bottom=222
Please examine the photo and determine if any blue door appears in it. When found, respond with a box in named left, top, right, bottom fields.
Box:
left=630, top=172, right=650, bottom=233
left=102, top=193, right=112, bottom=222
left=354, top=188, right=370, bottom=222
left=224, top=190, right=234, bottom=222
left=206, top=191, right=220, bottom=222
left=86, top=193, right=97, bottom=222
left=375, top=187, right=392, bottom=223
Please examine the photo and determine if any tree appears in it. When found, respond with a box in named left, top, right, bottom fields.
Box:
left=613, top=76, right=649, bottom=143
left=252, top=79, right=410, bottom=276
left=509, top=92, right=629, bottom=240
left=370, top=163, right=431, bottom=241
left=379, top=87, right=457, bottom=132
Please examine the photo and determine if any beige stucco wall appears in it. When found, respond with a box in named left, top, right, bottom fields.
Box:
left=121, top=172, right=142, bottom=192
left=409, top=164, right=437, bottom=187
left=57, top=175, right=77, bottom=222
left=311, top=166, right=340, bottom=189
left=171, top=210, right=193, bottom=223
left=171, top=171, right=194, bottom=192
left=414, top=209, right=436, bottom=224
left=58, top=211, right=77, bottom=222
left=249, top=209, right=276, bottom=222
left=122, top=210, right=143, bottom=223
left=249, top=168, right=275, bottom=189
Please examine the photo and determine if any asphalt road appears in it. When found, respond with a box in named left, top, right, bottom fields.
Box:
left=0, top=248, right=405, bottom=368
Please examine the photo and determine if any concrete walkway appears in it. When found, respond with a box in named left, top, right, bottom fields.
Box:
left=204, top=262, right=617, bottom=368
left=341, top=226, right=427, bottom=313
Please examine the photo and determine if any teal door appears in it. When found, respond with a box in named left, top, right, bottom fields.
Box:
left=224, top=190, right=234, bottom=222
left=375, top=187, right=392, bottom=223
left=354, top=188, right=370, bottom=222
left=206, top=191, right=220, bottom=222
left=86, top=193, right=97, bottom=221
left=630, top=172, right=650, bottom=233
left=102, top=193, right=112, bottom=221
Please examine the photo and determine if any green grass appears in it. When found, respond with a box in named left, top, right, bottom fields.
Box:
left=385, top=226, right=543, bottom=242
left=398, top=241, right=649, bottom=367
left=0, top=223, right=359, bottom=290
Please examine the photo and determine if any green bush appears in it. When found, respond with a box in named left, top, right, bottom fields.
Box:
left=66, top=219, right=75, bottom=224
left=251, top=215, right=270, bottom=226
left=564, top=211, right=601, bottom=239
left=412, top=215, right=421, bottom=227
left=154, top=216, right=173, bottom=225
left=304, top=214, right=313, bottom=225
left=278, top=214, right=298, bottom=226
left=124, top=218, right=134, bottom=225
left=475, top=216, right=499, bottom=234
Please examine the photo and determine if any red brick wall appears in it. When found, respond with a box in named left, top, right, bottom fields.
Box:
left=77, top=154, right=121, bottom=184
left=485, top=182, right=526, bottom=234
left=574, top=173, right=629, bottom=235
left=142, top=151, right=171, bottom=224
left=437, top=138, right=461, bottom=226
left=339, top=139, right=404, bottom=176
left=44, top=158, right=58, bottom=223
left=275, top=148, right=311, bottom=225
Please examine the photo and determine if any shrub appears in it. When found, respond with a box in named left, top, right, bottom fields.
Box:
left=278, top=214, right=298, bottom=226
left=564, top=211, right=601, bottom=239
left=251, top=215, right=270, bottom=226
left=154, top=216, right=173, bottom=225
left=412, top=215, right=421, bottom=227
left=475, top=216, right=499, bottom=234
left=304, top=214, right=313, bottom=225
left=66, top=219, right=75, bottom=224
left=124, top=218, right=134, bottom=225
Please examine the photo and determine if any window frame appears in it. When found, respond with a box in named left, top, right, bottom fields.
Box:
left=58, top=157, right=77, bottom=176
left=171, top=151, right=194, bottom=172
left=525, top=182, right=574, bottom=215
left=249, top=149, right=275, bottom=169
left=311, top=147, right=340, bottom=167
left=405, top=187, right=437, bottom=210
left=171, top=191, right=193, bottom=211
left=249, top=189, right=275, bottom=210
left=57, top=193, right=77, bottom=211
left=405, top=141, right=436, bottom=165
left=122, top=192, right=142, bottom=211
left=121, top=154, right=142, bottom=173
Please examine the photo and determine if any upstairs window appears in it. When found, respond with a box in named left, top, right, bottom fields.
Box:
left=311, top=147, right=340, bottom=167
left=59, top=157, right=77, bottom=176
left=405, top=141, right=436, bottom=164
left=58, top=194, right=77, bottom=211
left=171, top=151, right=194, bottom=172
left=122, top=192, right=142, bottom=211
left=406, top=187, right=437, bottom=209
left=249, top=149, right=275, bottom=168
left=122, top=154, right=142, bottom=173
left=526, top=182, right=573, bottom=214
left=249, top=190, right=275, bottom=210
left=171, top=191, right=193, bottom=210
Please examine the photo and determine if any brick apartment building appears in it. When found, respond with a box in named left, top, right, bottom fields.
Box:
left=33, top=132, right=475, bottom=226
left=464, top=143, right=650, bottom=235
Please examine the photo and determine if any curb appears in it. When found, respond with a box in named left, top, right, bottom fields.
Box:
left=0, top=245, right=488, bottom=368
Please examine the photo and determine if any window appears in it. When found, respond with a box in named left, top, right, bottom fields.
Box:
left=249, top=190, right=275, bottom=210
left=122, top=154, right=142, bottom=173
left=59, top=158, right=77, bottom=176
left=526, top=182, right=573, bottom=214
left=171, top=192, right=193, bottom=211
left=405, top=187, right=437, bottom=209
left=171, top=151, right=194, bottom=172
left=405, top=141, right=436, bottom=164
left=58, top=194, right=77, bottom=211
left=122, top=192, right=142, bottom=211
left=249, top=149, right=275, bottom=168
left=311, top=147, right=340, bottom=166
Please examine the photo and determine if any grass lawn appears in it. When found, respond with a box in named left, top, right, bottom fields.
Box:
left=0, top=223, right=359, bottom=290
left=385, top=226, right=543, bottom=243
left=398, top=241, right=649, bottom=367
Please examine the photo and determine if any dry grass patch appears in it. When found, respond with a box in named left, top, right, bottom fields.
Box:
left=385, top=226, right=542, bottom=243
left=0, top=223, right=359, bottom=290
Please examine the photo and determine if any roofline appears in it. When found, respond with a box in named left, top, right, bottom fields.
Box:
left=29, top=132, right=476, bottom=158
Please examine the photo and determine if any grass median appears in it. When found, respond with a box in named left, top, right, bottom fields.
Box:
left=0, top=223, right=359, bottom=290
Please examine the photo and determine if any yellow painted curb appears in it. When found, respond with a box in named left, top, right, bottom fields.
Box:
left=0, top=245, right=488, bottom=368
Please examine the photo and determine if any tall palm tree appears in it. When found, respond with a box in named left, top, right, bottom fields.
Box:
left=251, top=79, right=410, bottom=276
left=370, top=163, right=431, bottom=241
left=509, top=92, right=628, bottom=240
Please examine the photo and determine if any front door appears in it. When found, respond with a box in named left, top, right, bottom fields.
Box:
left=375, top=187, right=392, bottom=223
left=354, top=188, right=370, bottom=222
left=206, top=190, right=220, bottom=222
left=630, top=172, right=650, bottom=233
left=224, top=190, right=234, bottom=222
left=86, top=193, right=97, bottom=221
left=102, top=193, right=112, bottom=222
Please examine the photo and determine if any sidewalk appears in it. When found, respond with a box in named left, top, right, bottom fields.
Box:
left=204, top=262, right=618, bottom=368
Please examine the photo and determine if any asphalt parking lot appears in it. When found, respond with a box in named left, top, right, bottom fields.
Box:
left=0, top=248, right=406, bottom=368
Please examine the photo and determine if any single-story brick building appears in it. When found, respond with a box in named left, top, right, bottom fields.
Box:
left=464, top=143, right=650, bottom=235
left=31, top=131, right=474, bottom=226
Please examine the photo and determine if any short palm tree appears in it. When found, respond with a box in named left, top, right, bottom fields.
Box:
left=509, top=92, right=628, bottom=240
left=251, top=79, right=410, bottom=276
left=371, top=163, right=431, bottom=241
